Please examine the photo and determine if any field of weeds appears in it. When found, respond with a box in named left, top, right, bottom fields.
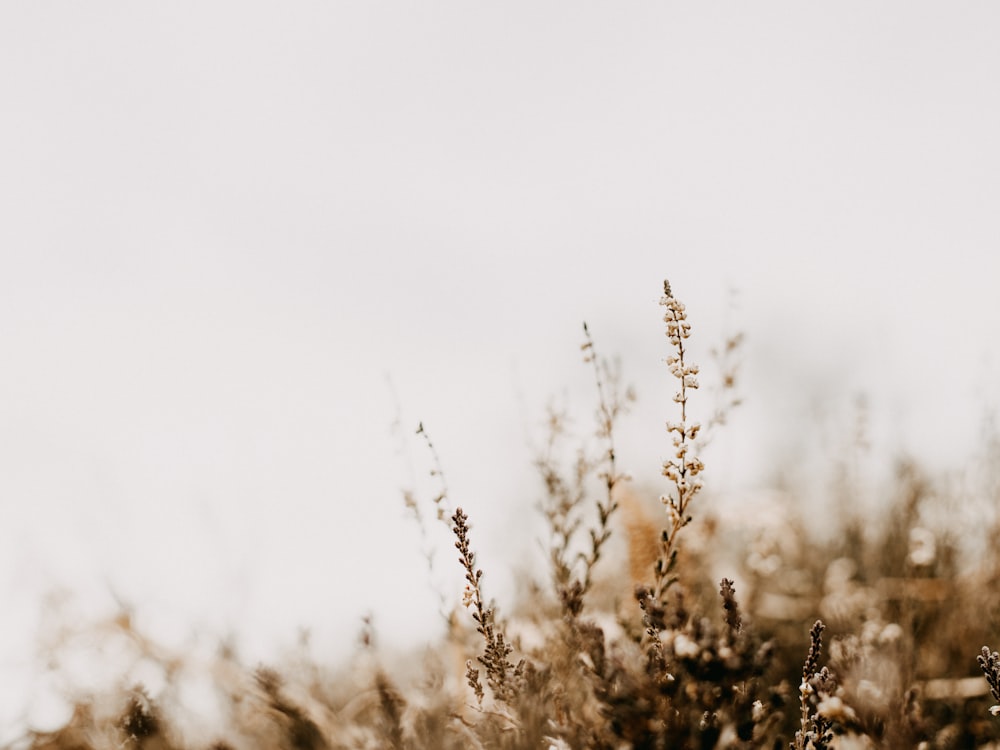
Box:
left=15, top=280, right=1000, bottom=750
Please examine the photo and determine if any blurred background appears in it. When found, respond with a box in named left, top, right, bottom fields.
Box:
left=1, top=1, right=998, bottom=739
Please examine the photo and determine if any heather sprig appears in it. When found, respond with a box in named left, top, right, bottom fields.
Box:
left=452, top=507, right=523, bottom=705
left=537, top=323, right=633, bottom=618
left=654, top=279, right=705, bottom=600
left=402, top=421, right=456, bottom=621
left=579, top=321, right=632, bottom=598
left=793, top=620, right=837, bottom=750
left=802, top=620, right=825, bottom=685
left=415, top=421, right=453, bottom=526
left=698, top=328, right=745, bottom=452
left=536, top=408, right=592, bottom=609
left=719, top=577, right=743, bottom=637
left=978, top=646, right=1000, bottom=716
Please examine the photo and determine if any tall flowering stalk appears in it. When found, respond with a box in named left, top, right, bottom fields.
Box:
left=452, top=507, right=522, bottom=705
left=794, top=621, right=838, bottom=750
left=653, top=279, right=704, bottom=600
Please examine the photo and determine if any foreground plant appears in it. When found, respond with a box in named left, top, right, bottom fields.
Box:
left=654, top=278, right=705, bottom=600
left=452, top=506, right=523, bottom=706
left=636, top=279, right=707, bottom=665
left=792, top=620, right=860, bottom=750
left=793, top=621, right=834, bottom=750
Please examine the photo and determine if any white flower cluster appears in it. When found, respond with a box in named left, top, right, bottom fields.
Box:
left=661, top=285, right=692, bottom=352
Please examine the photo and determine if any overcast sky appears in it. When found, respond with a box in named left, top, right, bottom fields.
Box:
left=1, top=2, right=999, bottom=735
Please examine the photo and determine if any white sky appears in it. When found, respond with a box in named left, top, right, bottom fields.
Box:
left=1, top=2, right=999, bottom=735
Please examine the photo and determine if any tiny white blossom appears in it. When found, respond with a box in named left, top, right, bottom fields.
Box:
left=672, top=633, right=700, bottom=658
left=817, top=695, right=857, bottom=723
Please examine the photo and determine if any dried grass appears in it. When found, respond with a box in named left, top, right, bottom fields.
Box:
left=15, top=279, right=1000, bottom=749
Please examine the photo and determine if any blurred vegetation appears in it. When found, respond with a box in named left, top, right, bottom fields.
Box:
left=14, top=281, right=1000, bottom=749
